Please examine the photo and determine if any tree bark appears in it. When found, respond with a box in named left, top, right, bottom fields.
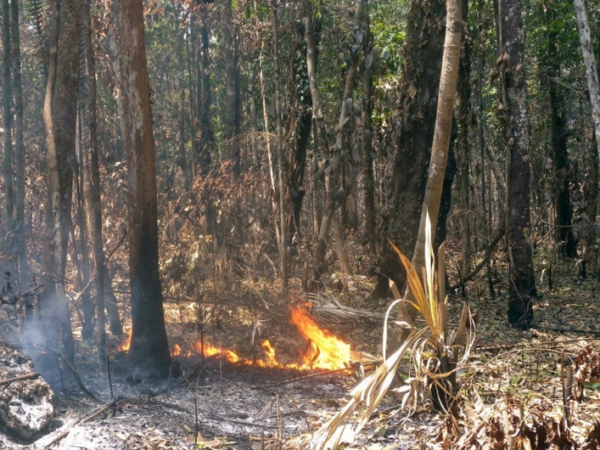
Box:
left=501, top=0, right=536, bottom=329
left=272, top=0, right=288, bottom=296
left=362, top=0, right=376, bottom=255
left=573, top=0, right=600, bottom=156
left=3, top=0, right=13, bottom=235
left=411, top=0, right=462, bottom=278
left=223, top=0, right=241, bottom=175
left=372, top=0, right=446, bottom=298
left=307, top=0, right=364, bottom=287
left=119, top=0, right=171, bottom=378
left=544, top=7, right=577, bottom=258
left=11, top=0, right=28, bottom=282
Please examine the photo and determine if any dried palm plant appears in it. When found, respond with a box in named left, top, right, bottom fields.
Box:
left=302, top=213, right=476, bottom=450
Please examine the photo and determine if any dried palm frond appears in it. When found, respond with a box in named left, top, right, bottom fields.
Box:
left=304, top=212, right=476, bottom=450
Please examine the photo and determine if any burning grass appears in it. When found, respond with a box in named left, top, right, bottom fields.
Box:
left=117, top=306, right=353, bottom=372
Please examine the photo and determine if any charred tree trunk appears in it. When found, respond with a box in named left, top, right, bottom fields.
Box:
left=119, top=0, right=171, bottom=378
left=501, top=0, right=536, bottom=329
left=372, top=0, right=446, bottom=298
left=3, top=0, right=13, bottom=236
left=544, top=7, right=577, bottom=258
left=11, top=0, right=28, bottom=282
left=288, top=19, right=314, bottom=246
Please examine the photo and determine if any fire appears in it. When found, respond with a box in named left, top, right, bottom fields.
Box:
left=164, top=306, right=351, bottom=371
left=290, top=306, right=351, bottom=370
left=118, top=330, right=132, bottom=353
left=171, top=343, right=182, bottom=356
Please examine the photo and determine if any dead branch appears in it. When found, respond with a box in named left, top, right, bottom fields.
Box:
left=0, top=372, right=40, bottom=386
left=46, top=348, right=100, bottom=403
left=43, top=398, right=120, bottom=449
left=450, top=225, right=505, bottom=291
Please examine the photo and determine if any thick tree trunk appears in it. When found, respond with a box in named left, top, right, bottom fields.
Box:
left=372, top=0, right=446, bottom=298
left=573, top=0, right=600, bottom=155
left=272, top=0, right=288, bottom=296
left=119, top=0, right=171, bottom=378
left=501, top=0, right=536, bottom=329
left=11, top=0, right=28, bottom=282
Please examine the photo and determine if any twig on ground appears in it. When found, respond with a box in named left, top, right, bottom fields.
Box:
left=42, top=398, right=120, bottom=449
left=46, top=348, right=100, bottom=403
left=0, top=372, right=40, bottom=386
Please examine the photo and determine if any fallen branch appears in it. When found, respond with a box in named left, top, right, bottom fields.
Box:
left=0, top=372, right=40, bottom=386
left=46, top=348, right=100, bottom=403
left=120, top=397, right=191, bottom=413
left=43, top=398, right=120, bottom=449
left=450, top=225, right=505, bottom=291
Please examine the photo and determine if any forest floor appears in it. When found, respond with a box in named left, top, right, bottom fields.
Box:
left=2, top=259, right=600, bottom=449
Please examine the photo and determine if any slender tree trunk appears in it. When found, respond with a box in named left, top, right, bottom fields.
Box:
left=362, top=0, right=376, bottom=255
left=75, top=120, right=94, bottom=341
left=119, top=0, right=171, bottom=378
left=288, top=19, right=314, bottom=245
left=544, top=7, right=577, bottom=258
left=223, top=0, right=241, bottom=175
left=11, top=0, right=28, bottom=283
left=272, top=0, right=288, bottom=296
left=411, top=0, right=462, bottom=277
left=573, top=0, right=600, bottom=155
left=44, top=0, right=82, bottom=364
left=307, top=0, right=363, bottom=287
left=196, top=5, right=213, bottom=174
left=501, top=0, right=536, bottom=329
left=3, top=0, right=13, bottom=235
left=458, top=0, right=471, bottom=276
left=372, top=0, right=446, bottom=298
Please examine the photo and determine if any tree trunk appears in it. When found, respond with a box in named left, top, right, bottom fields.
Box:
left=544, top=7, right=577, bottom=258
left=573, top=0, right=600, bottom=156
left=11, top=0, right=28, bottom=283
left=83, top=0, right=114, bottom=362
left=411, top=0, right=462, bottom=278
left=103, top=270, right=123, bottom=335
left=3, top=0, right=13, bottom=236
left=457, top=0, right=471, bottom=276
left=223, top=0, right=241, bottom=175
left=272, top=0, right=288, bottom=296
left=362, top=0, right=376, bottom=255
left=372, top=0, right=446, bottom=298
left=119, top=0, right=171, bottom=378
left=44, top=0, right=82, bottom=364
left=288, top=18, right=314, bottom=246
left=501, top=0, right=536, bottom=329
left=307, top=0, right=364, bottom=287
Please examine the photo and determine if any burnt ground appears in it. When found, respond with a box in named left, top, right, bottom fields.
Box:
left=2, top=261, right=600, bottom=449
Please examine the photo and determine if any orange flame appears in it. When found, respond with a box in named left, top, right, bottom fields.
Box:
left=171, top=343, right=182, bottom=356
left=164, top=306, right=351, bottom=371
left=290, top=306, right=351, bottom=370
left=118, top=330, right=132, bottom=353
